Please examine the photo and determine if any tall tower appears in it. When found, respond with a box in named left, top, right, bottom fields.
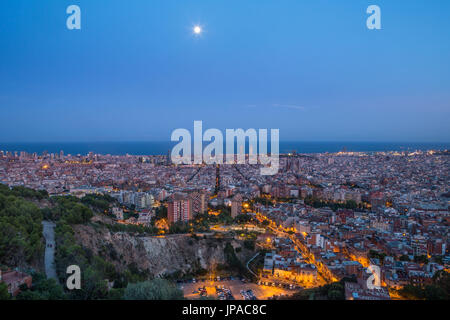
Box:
left=231, top=194, right=243, bottom=218
left=166, top=149, right=171, bottom=165
left=215, top=164, right=221, bottom=195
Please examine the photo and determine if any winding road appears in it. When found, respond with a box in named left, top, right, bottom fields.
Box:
left=246, top=252, right=260, bottom=277
left=42, top=221, right=58, bottom=281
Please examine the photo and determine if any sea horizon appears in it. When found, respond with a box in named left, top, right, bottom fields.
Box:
left=0, top=141, right=449, bottom=156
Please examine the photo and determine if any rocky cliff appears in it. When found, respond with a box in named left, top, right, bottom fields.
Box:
left=72, top=223, right=253, bottom=277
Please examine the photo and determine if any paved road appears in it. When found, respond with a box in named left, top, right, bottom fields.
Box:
left=246, top=252, right=259, bottom=277
left=42, top=221, right=58, bottom=281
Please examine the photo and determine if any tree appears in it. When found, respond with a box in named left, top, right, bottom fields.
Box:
left=344, top=200, right=357, bottom=210
left=327, top=282, right=344, bottom=300
left=261, top=220, right=270, bottom=227
left=16, top=273, right=66, bottom=300
left=0, top=282, right=10, bottom=300
left=399, top=271, right=450, bottom=300
left=432, top=270, right=450, bottom=299
left=433, top=256, right=444, bottom=265
left=0, top=193, right=44, bottom=266
left=414, top=255, right=428, bottom=264
left=368, top=249, right=386, bottom=262
left=123, top=278, right=184, bottom=300
left=68, top=266, right=109, bottom=300
left=81, top=194, right=117, bottom=213
left=399, top=254, right=410, bottom=261
left=65, top=203, right=93, bottom=224
left=424, top=285, right=446, bottom=300
left=328, top=289, right=344, bottom=300
left=234, top=214, right=252, bottom=224
left=243, top=240, right=255, bottom=251
left=155, top=206, right=168, bottom=220
left=106, top=288, right=124, bottom=300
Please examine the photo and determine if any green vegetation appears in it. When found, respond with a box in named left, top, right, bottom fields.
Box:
left=98, top=220, right=158, bottom=235
left=154, top=206, right=167, bottom=220
left=413, top=255, right=429, bottom=264
left=282, top=277, right=355, bottom=300
left=1, top=185, right=49, bottom=200
left=170, top=210, right=233, bottom=234
left=16, top=273, right=66, bottom=300
left=253, top=195, right=363, bottom=212
left=221, top=242, right=252, bottom=279
left=45, top=194, right=162, bottom=299
left=54, top=220, right=112, bottom=299
left=210, top=205, right=234, bottom=224
left=234, top=214, right=253, bottom=224
left=253, top=197, right=275, bottom=206
left=0, top=281, right=9, bottom=300
left=81, top=194, right=118, bottom=214
left=368, top=249, right=386, bottom=262
left=398, top=270, right=450, bottom=300
left=123, top=278, right=184, bottom=300
left=0, top=186, right=151, bottom=299
left=53, top=218, right=152, bottom=300
left=261, top=220, right=270, bottom=227
left=42, top=196, right=93, bottom=224
left=234, top=229, right=258, bottom=241
left=0, top=185, right=44, bottom=267
left=0, top=184, right=184, bottom=300
left=165, top=206, right=255, bottom=235
left=169, top=221, right=195, bottom=234
left=433, top=256, right=444, bottom=265
left=399, top=254, right=410, bottom=261
left=243, top=239, right=255, bottom=251
left=304, top=196, right=359, bottom=211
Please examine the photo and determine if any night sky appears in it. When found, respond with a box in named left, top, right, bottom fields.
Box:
left=0, top=0, right=449, bottom=142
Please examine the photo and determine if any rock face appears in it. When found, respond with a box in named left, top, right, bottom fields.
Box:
left=73, top=224, right=251, bottom=277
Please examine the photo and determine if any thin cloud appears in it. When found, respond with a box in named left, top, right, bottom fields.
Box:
left=272, top=104, right=306, bottom=110
left=244, top=103, right=306, bottom=110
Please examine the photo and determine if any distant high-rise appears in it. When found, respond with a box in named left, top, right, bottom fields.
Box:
left=231, top=193, right=243, bottom=218
left=167, top=193, right=192, bottom=224
left=215, top=164, right=221, bottom=194
left=166, top=150, right=171, bottom=165
left=189, top=190, right=207, bottom=215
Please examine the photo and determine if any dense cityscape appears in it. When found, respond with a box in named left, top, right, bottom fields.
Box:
left=1, top=0, right=450, bottom=310
left=0, top=148, right=448, bottom=300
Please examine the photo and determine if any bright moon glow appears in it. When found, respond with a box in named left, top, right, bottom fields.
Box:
left=193, top=26, right=202, bottom=34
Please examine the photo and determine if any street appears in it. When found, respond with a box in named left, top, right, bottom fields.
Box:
left=42, top=220, right=58, bottom=281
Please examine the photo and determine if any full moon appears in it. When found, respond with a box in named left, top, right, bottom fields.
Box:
left=193, top=26, right=202, bottom=34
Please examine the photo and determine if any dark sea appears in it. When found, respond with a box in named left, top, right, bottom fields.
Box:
left=0, top=142, right=448, bottom=156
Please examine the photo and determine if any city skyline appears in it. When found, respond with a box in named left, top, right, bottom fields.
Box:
left=1, top=0, right=449, bottom=306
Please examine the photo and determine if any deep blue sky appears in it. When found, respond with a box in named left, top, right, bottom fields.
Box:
left=0, top=0, right=449, bottom=142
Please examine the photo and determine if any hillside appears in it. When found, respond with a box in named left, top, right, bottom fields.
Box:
left=72, top=222, right=255, bottom=278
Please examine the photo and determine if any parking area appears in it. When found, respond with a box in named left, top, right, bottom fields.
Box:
left=180, top=279, right=293, bottom=300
